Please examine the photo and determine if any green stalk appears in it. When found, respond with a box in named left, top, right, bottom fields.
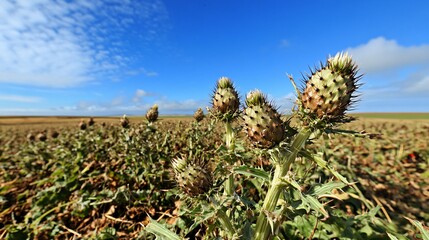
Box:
left=254, top=127, right=312, bottom=240
left=224, top=121, right=235, bottom=151
left=225, top=172, right=235, bottom=195
left=224, top=121, right=235, bottom=195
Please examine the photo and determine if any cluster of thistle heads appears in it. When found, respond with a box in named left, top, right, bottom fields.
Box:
left=173, top=52, right=361, bottom=197
left=27, top=130, right=57, bottom=142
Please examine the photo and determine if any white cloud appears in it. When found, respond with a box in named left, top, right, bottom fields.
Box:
left=10, top=94, right=206, bottom=116
left=153, top=99, right=205, bottom=114
left=126, top=68, right=159, bottom=77
left=0, top=94, right=42, bottom=103
left=347, top=37, right=429, bottom=73
left=409, top=75, right=429, bottom=91
left=0, top=0, right=167, bottom=88
left=274, top=93, right=296, bottom=114
left=133, top=89, right=149, bottom=102
left=347, top=37, right=429, bottom=93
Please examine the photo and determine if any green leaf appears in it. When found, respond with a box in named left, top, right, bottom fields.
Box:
left=234, top=166, right=270, bottom=181
left=405, top=217, right=429, bottom=240
left=302, top=151, right=350, bottom=185
left=145, top=218, right=181, bottom=240
left=387, top=232, right=399, bottom=240
left=301, top=194, right=329, bottom=218
left=327, top=166, right=350, bottom=185
left=311, top=182, right=346, bottom=196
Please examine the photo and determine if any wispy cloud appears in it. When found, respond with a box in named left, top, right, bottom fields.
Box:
left=0, top=94, right=42, bottom=103
left=347, top=37, right=429, bottom=93
left=133, top=89, right=149, bottom=102
left=347, top=37, right=429, bottom=73
left=126, top=68, right=159, bottom=77
left=0, top=0, right=167, bottom=88
left=7, top=93, right=207, bottom=116
left=274, top=93, right=296, bottom=114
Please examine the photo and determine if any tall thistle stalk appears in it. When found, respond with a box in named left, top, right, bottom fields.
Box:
left=253, top=52, right=360, bottom=240
left=253, top=128, right=312, bottom=240
left=160, top=52, right=362, bottom=240
left=210, top=77, right=240, bottom=195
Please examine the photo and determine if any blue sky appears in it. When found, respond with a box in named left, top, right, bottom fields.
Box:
left=1, top=0, right=429, bottom=116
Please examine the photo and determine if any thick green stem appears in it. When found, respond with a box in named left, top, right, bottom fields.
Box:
left=254, top=127, right=312, bottom=240
left=224, top=121, right=235, bottom=151
left=225, top=174, right=235, bottom=195
left=224, top=121, right=235, bottom=195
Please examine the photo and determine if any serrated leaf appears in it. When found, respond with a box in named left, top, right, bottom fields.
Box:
left=301, top=194, right=329, bottom=218
left=302, top=151, right=350, bottom=185
left=234, top=166, right=270, bottom=181
left=145, top=218, right=181, bottom=240
left=327, top=166, right=350, bottom=185
left=311, top=182, right=346, bottom=196
left=279, top=177, right=301, bottom=192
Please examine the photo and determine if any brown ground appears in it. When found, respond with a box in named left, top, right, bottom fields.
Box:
left=0, top=116, right=193, bottom=131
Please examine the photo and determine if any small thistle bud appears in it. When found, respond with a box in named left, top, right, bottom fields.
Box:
left=194, top=108, right=205, bottom=122
left=79, top=120, right=87, bottom=130
left=243, top=90, right=285, bottom=149
left=211, top=77, right=240, bottom=121
left=37, top=131, right=47, bottom=141
left=172, top=157, right=213, bottom=197
left=88, top=117, right=95, bottom=126
left=300, top=52, right=360, bottom=122
left=27, top=133, right=35, bottom=141
left=146, top=104, right=159, bottom=123
left=50, top=130, right=59, bottom=139
left=120, top=114, right=130, bottom=128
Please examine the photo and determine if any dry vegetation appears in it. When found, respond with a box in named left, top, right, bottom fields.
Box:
left=0, top=115, right=428, bottom=239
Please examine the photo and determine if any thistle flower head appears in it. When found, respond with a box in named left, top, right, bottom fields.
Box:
left=300, top=52, right=360, bottom=124
left=120, top=114, right=130, bottom=128
left=245, top=90, right=267, bottom=107
left=50, top=130, right=59, bottom=139
left=211, top=77, right=240, bottom=122
left=88, top=117, right=95, bottom=126
left=194, top=108, right=205, bottom=122
left=243, top=90, right=285, bottom=149
left=27, top=132, right=35, bottom=141
left=37, top=131, right=47, bottom=142
left=146, top=104, right=159, bottom=123
left=172, top=156, right=213, bottom=197
left=79, top=119, right=87, bottom=130
left=327, top=52, right=356, bottom=76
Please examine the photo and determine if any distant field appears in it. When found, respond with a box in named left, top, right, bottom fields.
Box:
left=1, top=113, right=428, bottom=130
left=351, top=112, right=429, bottom=120
left=0, top=116, right=193, bottom=130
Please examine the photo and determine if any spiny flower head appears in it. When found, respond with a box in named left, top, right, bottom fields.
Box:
left=120, top=114, right=130, bottom=128
left=172, top=156, right=213, bottom=197
left=211, top=77, right=240, bottom=122
left=37, top=131, right=47, bottom=142
left=79, top=119, right=87, bottom=130
left=194, top=108, right=205, bottom=122
left=88, top=117, right=95, bottom=126
left=27, top=132, right=35, bottom=141
left=300, top=52, right=360, bottom=123
left=146, top=104, right=159, bottom=123
left=243, top=90, right=285, bottom=149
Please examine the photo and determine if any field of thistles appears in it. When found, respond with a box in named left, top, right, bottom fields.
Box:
left=0, top=53, right=428, bottom=239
